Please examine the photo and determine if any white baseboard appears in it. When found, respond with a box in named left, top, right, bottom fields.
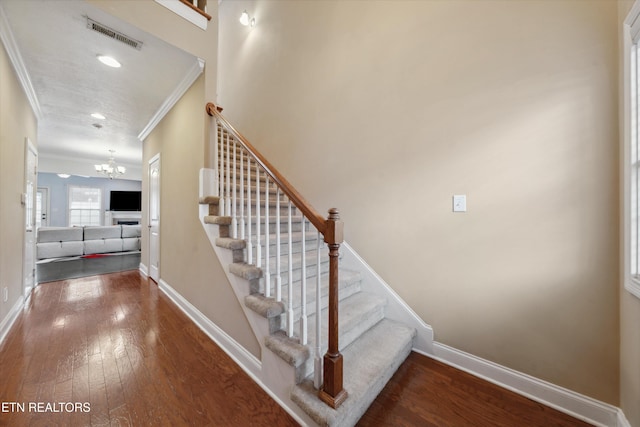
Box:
left=139, top=262, right=148, bottom=277
left=424, top=342, right=626, bottom=427
left=157, top=278, right=309, bottom=426
left=617, top=410, right=632, bottom=427
left=0, top=296, right=24, bottom=347
left=157, top=279, right=262, bottom=377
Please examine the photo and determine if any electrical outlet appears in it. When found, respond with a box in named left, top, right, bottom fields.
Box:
left=3, top=287, right=8, bottom=303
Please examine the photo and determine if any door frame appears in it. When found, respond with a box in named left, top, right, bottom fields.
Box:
left=36, top=187, right=49, bottom=228
left=23, top=138, right=37, bottom=297
left=148, top=153, right=161, bottom=283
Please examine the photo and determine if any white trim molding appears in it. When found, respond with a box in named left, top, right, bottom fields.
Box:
left=425, top=342, right=626, bottom=427
left=618, top=410, right=632, bottom=427
left=139, top=262, right=148, bottom=277
left=157, top=278, right=310, bottom=426
left=0, top=296, right=24, bottom=348
left=0, top=3, right=41, bottom=120
left=138, top=58, right=205, bottom=142
left=158, top=278, right=262, bottom=377
left=623, top=0, right=640, bottom=300
left=153, top=0, right=208, bottom=30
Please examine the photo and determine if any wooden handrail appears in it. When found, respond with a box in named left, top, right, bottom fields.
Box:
left=179, top=0, right=212, bottom=21
left=206, top=102, right=327, bottom=235
left=206, top=102, right=348, bottom=409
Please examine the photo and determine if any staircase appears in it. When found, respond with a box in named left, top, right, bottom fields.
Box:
left=199, top=103, right=433, bottom=426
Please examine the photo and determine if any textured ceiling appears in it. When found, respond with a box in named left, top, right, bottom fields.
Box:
left=2, top=0, right=199, bottom=173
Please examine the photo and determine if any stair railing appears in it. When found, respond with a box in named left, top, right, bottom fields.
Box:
left=206, top=103, right=348, bottom=409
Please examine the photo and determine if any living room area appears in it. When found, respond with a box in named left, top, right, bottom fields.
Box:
left=35, top=172, right=143, bottom=283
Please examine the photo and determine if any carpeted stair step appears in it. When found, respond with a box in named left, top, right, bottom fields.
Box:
left=201, top=193, right=302, bottom=219
left=228, top=248, right=333, bottom=282
left=264, top=292, right=387, bottom=383
left=261, top=248, right=332, bottom=279
left=249, top=230, right=320, bottom=254
left=245, top=269, right=363, bottom=331
left=290, top=319, right=416, bottom=427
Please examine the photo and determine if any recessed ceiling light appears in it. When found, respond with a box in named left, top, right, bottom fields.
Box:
left=91, top=113, right=106, bottom=120
left=97, top=55, right=121, bottom=68
left=57, top=174, right=71, bottom=179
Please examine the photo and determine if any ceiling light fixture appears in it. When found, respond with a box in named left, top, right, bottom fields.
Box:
left=57, top=174, right=71, bottom=179
left=91, top=113, right=106, bottom=120
left=97, top=55, right=121, bottom=68
left=239, top=10, right=255, bottom=27
left=94, top=150, right=126, bottom=179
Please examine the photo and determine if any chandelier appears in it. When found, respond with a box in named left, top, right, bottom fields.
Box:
left=94, top=150, right=126, bottom=179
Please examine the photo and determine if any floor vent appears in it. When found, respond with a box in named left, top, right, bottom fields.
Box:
left=86, top=17, right=143, bottom=51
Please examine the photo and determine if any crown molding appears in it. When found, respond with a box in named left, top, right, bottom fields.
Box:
left=0, top=3, right=42, bottom=120
left=137, top=57, right=205, bottom=142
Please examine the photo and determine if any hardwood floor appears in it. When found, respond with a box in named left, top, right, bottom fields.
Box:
left=358, top=353, right=592, bottom=427
left=0, top=271, right=592, bottom=427
left=0, top=271, right=297, bottom=427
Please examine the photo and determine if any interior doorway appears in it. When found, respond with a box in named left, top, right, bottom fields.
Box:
left=36, top=187, right=49, bottom=228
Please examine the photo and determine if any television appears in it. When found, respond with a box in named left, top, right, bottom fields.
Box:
left=109, top=191, right=141, bottom=211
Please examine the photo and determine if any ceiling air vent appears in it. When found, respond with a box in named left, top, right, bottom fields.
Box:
left=86, top=17, right=143, bottom=51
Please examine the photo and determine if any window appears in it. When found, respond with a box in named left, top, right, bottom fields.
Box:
left=624, top=1, right=640, bottom=299
left=68, top=186, right=102, bottom=226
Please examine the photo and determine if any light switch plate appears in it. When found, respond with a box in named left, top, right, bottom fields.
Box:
left=453, top=195, right=466, bottom=212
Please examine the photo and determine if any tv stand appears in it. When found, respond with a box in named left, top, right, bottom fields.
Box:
left=105, top=211, right=142, bottom=225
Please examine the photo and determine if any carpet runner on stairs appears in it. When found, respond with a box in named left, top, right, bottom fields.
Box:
left=200, top=192, right=416, bottom=426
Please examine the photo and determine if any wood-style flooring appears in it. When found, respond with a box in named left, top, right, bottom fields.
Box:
left=0, top=271, right=592, bottom=426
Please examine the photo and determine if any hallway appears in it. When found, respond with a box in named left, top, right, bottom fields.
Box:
left=0, top=271, right=591, bottom=426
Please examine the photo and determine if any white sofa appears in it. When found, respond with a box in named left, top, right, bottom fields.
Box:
left=36, top=225, right=141, bottom=260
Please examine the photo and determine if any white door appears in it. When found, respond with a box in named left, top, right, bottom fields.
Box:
left=149, top=154, right=161, bottom=282
left=23, top=139, right=37, bottom=294
left=36, top=187, right=49, bottom=228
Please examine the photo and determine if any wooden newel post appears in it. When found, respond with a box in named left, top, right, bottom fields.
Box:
left=319, top=208, right=348, bottom=409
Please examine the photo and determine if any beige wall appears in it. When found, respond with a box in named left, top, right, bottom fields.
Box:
left=0, top=39, right=37, bottom=326
left=619, top=1, right=640, bottom=425
left=219, top=0, right=620, bottom=404
left=141, top=75, right=260, bottom=356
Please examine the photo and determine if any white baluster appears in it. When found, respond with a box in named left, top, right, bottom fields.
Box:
left=239, top=151, right=245, bottom=240
left=264, top=177, right=271, bottom=298
left=225, top=133, right=231, bottom=216
left=275, top=188, right=282, bottom=302
left=300, top=217, right=308, bottom=345
left=246, top=155, right=253, bottom=265
left=255, top=166, right=262, bottom=268
left=286, top=199, right=294, bottom=338
left=218, top=129, right=225, bottom=212
left=213, top=120, right=219, bottom=197
left=231, top=139, right=238, bottom=238
left=314, top=230, right=322, bottom=389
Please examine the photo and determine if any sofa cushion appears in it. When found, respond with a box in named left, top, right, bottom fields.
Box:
left=37, top=241, right=84, bottom=260
left=122, top=225, right=141, bottom=238
left=37, top=227, right=83, bottom=243
left=122, top=237, right=141, bottom=251
left=84, top=239, right=123, bottom=255
left=83, top=226, right=122, bottom=240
